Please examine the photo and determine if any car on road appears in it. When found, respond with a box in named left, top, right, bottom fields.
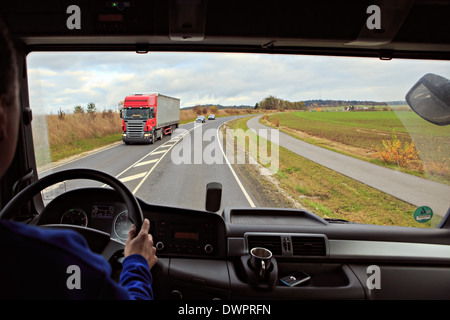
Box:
left=1, top=0, right=450, bottom=304
left=196, top=115, right=206, bottom=123
left=208, top=114, right=216, bottom=120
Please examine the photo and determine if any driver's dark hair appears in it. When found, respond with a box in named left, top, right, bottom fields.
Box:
left=0, top=17, right=18, bottom=104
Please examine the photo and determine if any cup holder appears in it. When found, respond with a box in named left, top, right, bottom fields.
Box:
left=240, top=255, right=278, bottom=290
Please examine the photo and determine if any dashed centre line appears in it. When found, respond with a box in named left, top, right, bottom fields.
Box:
left=134, top=159, right=158, bottom=167
left=119, top=172, right=147, bottom=183
left=113, top=126, right=196, bottom=194
left=150, top=150, right=167, bottom=155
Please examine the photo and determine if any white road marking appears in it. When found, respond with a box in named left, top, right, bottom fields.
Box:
left=150, top=150, right=167, bottom=155
left=157, top=144, right=173, bottom=148
left=119, top=172, right=147, bottom=183
left=107, top=122, right=250, bottom=200
left=131, top=126, right=197, bottom=195
left=113, top=142, right=172, bottom=180
left=100, top=140, right=174, bottom=188
left=217, top=123, right=256, bottom=208
left=134, top=159, right=158, bottom=167
left=132, top=129, right=193, bottom=194
left=132, top=155, right=167, bottom=194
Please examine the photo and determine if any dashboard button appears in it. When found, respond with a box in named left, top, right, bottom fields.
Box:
left=204, top=244, right=213, bottom=254
left=156, top=241, right=165, bottom=251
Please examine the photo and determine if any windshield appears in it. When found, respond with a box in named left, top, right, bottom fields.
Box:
left=28, top=52, right=450, bottom=228
left=123, top=108, right=150, bottom=120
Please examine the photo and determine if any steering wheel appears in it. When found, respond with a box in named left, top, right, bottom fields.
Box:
left=0, top=168, right=144, bottom=260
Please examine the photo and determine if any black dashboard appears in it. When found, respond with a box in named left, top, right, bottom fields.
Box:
left=37, top=188, right=227, bottom=259
left=35, top=188, right=450, bottom=300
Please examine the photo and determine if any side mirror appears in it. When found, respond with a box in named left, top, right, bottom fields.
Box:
left=150, top=107, right=155, bottom=119
left=119, top=109, right=123, bottom=119
left=405, top=73, right=450, bottom=126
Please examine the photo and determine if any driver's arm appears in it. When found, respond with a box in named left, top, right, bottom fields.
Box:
left=124, top=219, right=158, bottom=269
left=0, top=219, right=152, bottom=300
left=119, top=218, right=157, bottom=300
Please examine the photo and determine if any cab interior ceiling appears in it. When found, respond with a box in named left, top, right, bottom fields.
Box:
left=1, top=0, right=450, bottom=59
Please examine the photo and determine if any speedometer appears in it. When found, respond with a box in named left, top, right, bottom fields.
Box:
left=113, top=211, right=133, bottom=242
left=60, top=208, right=88, bottom=227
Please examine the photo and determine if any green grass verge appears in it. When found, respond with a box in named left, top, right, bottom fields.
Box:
left=49, top=133, right=122, bottom=163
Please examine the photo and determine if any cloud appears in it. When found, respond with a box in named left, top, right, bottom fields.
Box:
left=26, top=51, right=450, bottom=114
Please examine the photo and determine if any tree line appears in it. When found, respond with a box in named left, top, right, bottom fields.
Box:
left=256, top=95, right=305, bottom=110
left=255, top=96, right=401, bottom=110
left=303, top=99, right=387, bottom=107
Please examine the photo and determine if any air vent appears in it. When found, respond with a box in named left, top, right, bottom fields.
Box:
left=247, top=235, right=282, bottom=255
left=292, top=236, right=326, bottom=256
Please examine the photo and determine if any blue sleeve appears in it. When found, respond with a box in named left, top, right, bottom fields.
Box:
left=0, top=220, right=153, bottom=300
left=119, top=254, right=154, bottom=300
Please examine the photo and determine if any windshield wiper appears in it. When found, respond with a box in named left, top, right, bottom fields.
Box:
left=324, top=218, right=352, bottom=224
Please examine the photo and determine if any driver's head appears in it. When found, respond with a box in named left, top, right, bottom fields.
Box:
left=0, top=19, right=20, bottom=178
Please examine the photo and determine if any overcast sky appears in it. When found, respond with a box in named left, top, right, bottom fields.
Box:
left=26, top=51, right=450, bottom=114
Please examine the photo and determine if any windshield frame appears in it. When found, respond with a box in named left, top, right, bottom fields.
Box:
left=24, top=50, right=450, bottom=230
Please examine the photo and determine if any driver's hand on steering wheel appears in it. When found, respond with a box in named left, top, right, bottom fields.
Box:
left=124, top=218, right=158, bottom=269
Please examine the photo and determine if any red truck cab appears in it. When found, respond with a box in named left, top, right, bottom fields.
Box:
left=121, top=93, right=180, bottom=144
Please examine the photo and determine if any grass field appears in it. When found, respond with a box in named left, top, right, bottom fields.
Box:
left=226, top=116, right=435, bottom=227
left=33, top=111, right=123, bottom=166
left=263, top=110, right=450, bottom=184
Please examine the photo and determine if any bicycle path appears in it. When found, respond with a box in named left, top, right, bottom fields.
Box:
left=247, top=115, right=450, bottom=218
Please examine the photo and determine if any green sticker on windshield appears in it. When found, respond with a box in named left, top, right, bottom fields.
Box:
left=414, top=206, right=433, bottom=223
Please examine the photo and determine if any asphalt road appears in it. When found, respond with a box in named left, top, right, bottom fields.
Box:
left=39, top=116, right=257, bottom=212
left=247, top=115, right=450, bottom=218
